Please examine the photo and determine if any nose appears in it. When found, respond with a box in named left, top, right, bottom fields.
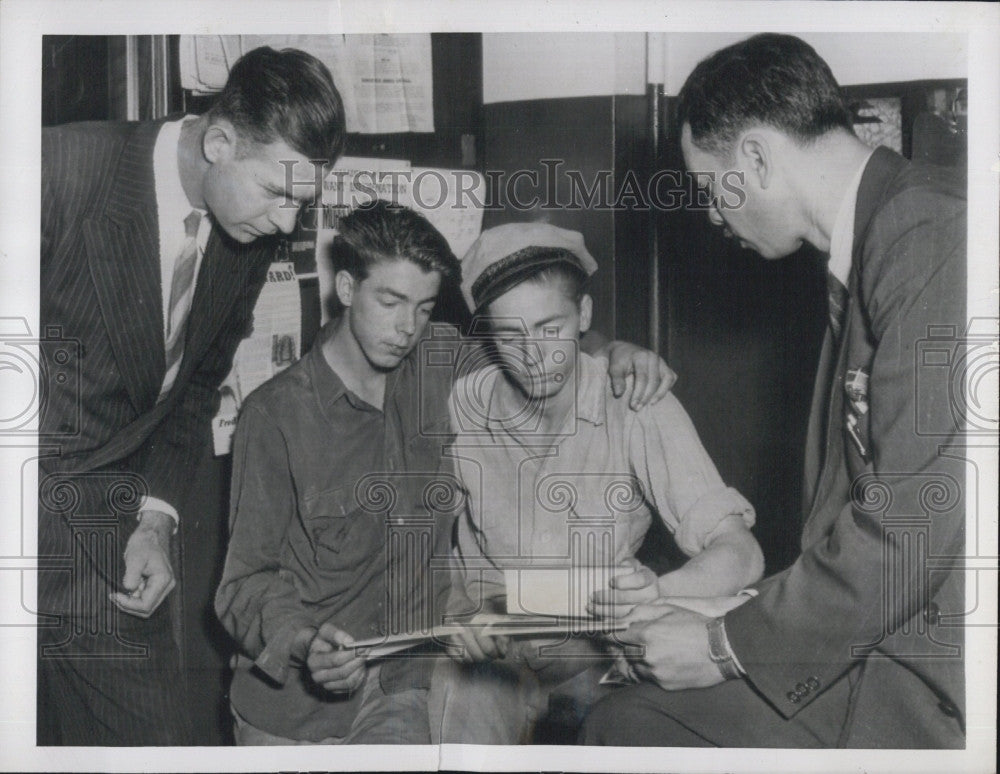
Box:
left=397, top=307, right=417, bottom=337
left=270, top=201, right=300, bottom=235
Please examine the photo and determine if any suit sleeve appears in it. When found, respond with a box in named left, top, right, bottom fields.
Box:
left=725, top=182, right=966, bottom=716
left=214, top=400, right=313, bottom=685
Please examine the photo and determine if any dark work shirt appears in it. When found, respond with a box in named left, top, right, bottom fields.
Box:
left=215, top=321, right=460, bottom=741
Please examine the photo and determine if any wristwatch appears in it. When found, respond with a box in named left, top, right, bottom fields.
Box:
left=706, top=617, right=742, bottom=680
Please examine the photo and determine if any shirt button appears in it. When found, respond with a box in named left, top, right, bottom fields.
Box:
left=806, top=676, right=820, bottom=691
left=786, top=691, right=801, bottom=704
left=937, top=700, right=960, bottom=718
left=795, top=682, right=809, bottom=695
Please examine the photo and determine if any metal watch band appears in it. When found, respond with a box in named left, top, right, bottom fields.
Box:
left=706, top=617, right=742, bottom=680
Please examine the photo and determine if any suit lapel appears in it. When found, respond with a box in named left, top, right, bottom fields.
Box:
left=83, top=121, right=166, bottom=414
left=802, top=147, right=904, bottom=526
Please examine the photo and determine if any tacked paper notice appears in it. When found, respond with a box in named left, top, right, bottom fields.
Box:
left=212, top=261, right=301, bottom=455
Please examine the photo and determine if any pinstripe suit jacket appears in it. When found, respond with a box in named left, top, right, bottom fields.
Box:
left=39, top=120, right=276, bottom=610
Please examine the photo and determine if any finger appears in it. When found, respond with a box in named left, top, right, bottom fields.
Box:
left=316, top=622, right=355, bottom=647
left=120, top=555, right=144, bottom=592
left=455, top=628, right=488, bottom=662
left=318, top=663, right=367, bottom=692
left=609, top=366, right=630, bottom=399
left=609, top=568, right=655, bottom=590
left=630, top=363, right=651, bottom=409
left=622, top=601, right=683, bottom=626
left=109, top=576, right=175, bottom=619
left=309, top=636, right=334, bottom=655
left=649, top=362, right=676, bottom=404
left=588, top=600, right=635, bottom=620
left=312, top=656, right=365, bottom=686
left=137, top=562, right=173, bottom=606
left=308, top=644, right=358, bottom=671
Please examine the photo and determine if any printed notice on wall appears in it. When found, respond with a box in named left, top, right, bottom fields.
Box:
left=211, top=262, right=302, bottom=455
left=180, top=34, right=434, bottom=133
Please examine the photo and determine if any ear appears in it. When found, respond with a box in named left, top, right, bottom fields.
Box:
left=737, top=132, right=772, bottom=190
left=202, top=119, right=239, bottom=164
left=578, top=294, right=593, bottom=334
left=334, top=270, right=357, bottom=308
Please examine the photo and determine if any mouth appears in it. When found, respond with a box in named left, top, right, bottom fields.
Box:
left=385, top=343, right=409, bottom=357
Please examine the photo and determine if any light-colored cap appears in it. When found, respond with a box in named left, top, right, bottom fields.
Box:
left=460, top=222, right=597, bottom=312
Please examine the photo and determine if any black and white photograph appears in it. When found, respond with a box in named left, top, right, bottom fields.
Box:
left=0, top=1, right=997, bottom=772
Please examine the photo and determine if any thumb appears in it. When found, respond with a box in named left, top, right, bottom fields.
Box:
left=611, top=569, right=654, bottom=590
left=325, top=626, right=355, bottom=648
left=121, top=552, right=144, bottom=592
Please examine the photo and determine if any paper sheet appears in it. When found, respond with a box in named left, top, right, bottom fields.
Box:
left=211, top=261, right=302, bottom=455
left=180, top=34, right=434, bottom=133
left=351, top=613, right=628, bottom=661
left=504, top=566, right=619, bottom=618
left=402, top=167, right=486, bottom=260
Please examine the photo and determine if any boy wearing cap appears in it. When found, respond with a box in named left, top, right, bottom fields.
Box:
left=429, top=222, right=764, bottom=744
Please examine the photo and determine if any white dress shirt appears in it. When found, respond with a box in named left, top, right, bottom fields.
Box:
left=140, top=116, right=210, bottom=528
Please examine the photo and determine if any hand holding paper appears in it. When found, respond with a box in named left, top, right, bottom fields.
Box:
left=306, top=622, right=367, bottom=694
left=586, top=557, right=660, bottom=619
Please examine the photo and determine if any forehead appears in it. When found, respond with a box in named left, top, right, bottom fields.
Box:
left=362, top=258, right=441, bottom=291
left=242, top=138, right=322, bottom=185
left=488, top=280, right=577, bottom=320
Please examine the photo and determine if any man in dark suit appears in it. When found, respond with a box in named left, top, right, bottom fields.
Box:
left=584, top=34, right=966, bottom=748
left=37, top=46, right=345, bottom=745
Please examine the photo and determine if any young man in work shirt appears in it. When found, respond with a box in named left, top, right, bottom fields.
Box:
left=429, top=222, right=764, bottom=744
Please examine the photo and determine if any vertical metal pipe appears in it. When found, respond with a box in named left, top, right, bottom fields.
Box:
left=125, top=36, right=139, bottom=121
left=646, top=35, right=664, bottom=354
left=150, top=35, right=170, bottom=119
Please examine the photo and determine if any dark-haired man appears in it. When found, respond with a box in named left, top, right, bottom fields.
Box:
left=583, top=33, right=966, bottom=748
left=216, top=201, right=459, bottom=745
left=38, top=46, right=345, bottom=745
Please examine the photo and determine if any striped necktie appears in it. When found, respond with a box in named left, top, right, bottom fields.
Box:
left=827, top=271, right=849, bottom=343
left=163, top=210, right=202, bottom=383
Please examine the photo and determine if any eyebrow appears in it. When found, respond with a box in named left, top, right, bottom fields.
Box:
left=375, top=286, right=438, bottom=305
left=492, top=313, right=565, bottom=333
left=265, top=182, right=314, bottom=205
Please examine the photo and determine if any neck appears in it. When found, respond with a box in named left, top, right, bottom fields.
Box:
left=322, top=316, right=388, bottom=406
left=177, top=115, right=210, bottom=210
left=790, top=132, right=873, bottom=253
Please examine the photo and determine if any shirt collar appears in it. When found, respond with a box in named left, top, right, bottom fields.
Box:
left=305, top=319, right=410, bottom=415
left=153, top=115, right=204, bottom=222
left=828, top=148, right=876, bottom=287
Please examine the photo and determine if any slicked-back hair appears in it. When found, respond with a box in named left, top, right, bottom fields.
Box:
left=208, top=46, right=345, bottom=164
left=332, top=199, right=461, bottom=286
left=677, top=33, right=853, bottom=157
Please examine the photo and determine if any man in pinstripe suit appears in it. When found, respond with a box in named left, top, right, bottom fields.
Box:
left=37, top=46, right=345, bottom=745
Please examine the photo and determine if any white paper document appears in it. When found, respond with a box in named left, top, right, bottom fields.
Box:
left=180, top=34, right=434, bottom=133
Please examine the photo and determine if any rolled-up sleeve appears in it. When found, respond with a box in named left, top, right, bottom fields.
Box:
left=628, top=393, right=755, bottom=557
